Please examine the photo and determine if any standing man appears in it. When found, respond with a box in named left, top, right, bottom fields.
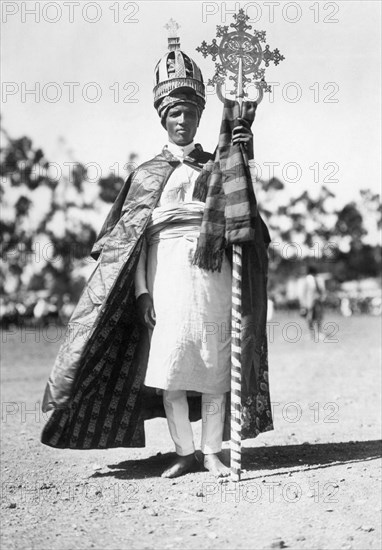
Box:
left=300, top=265, right=325, bottom=340
left=41, top=24, right=273, bottom=478
left=134, top=30, right=248, bottom=477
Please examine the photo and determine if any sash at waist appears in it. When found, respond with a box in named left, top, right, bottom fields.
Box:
left=146, top=202, right=204, bottom=246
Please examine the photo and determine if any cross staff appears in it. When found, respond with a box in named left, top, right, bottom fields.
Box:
left=197, top=9, right=284, bottom=482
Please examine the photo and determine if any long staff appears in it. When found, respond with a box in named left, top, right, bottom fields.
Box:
left=230, top=57, right=245, bottom=482
left=197, top=9, right=284, bottom=481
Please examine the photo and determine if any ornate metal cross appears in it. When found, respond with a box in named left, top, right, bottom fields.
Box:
left=197, top=9, right=285, bottom=105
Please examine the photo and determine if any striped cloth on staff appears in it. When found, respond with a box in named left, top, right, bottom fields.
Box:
left=193, top=98, right=258, bottom=271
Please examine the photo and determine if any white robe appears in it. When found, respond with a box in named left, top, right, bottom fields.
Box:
left=135, top=141, right=232, bottom=394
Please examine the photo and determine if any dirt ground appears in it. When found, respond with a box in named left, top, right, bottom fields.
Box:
left=1, top=312, right=381, bottom=550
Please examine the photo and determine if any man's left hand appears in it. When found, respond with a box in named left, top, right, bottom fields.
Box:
left=232, top=117, right=254, bottom=160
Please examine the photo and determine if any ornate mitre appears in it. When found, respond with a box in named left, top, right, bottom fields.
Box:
left=153, top=19, right=206, bottom=113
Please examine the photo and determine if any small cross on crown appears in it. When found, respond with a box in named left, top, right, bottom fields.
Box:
left=165, top=18, right=180, bottom=38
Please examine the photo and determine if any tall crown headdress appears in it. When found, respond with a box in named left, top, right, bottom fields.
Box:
left=153, top=19, right=206, bottom=110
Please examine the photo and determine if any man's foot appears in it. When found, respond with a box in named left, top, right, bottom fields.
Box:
left=161, top=453, right=197, bottom=478
left=203, top=453, right=230, bottom=477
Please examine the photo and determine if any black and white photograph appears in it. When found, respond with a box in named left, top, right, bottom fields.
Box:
left=1, top=1, right=381, bottom=549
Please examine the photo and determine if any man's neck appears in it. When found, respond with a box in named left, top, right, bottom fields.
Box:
left=166, top=140, right=195, bottom=159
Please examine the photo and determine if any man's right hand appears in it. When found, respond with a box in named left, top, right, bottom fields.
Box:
left=136, top=293, right=156, bottom=330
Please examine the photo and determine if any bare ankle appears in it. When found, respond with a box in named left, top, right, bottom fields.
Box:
left=203, top=453, right=230, bottom=477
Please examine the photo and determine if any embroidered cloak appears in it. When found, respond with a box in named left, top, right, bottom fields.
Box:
left=41, top=146, right=273, bottom=449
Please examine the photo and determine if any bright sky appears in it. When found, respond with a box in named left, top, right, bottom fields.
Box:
left=1, top=0, right=381, bottom=205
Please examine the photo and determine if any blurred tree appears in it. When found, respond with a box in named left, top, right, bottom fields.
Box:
left=1, top=126, right=55, bottom=296
left=256, top=177, right=381, bottom=289
left=98, top=152, right=138, bottom=203
left=335, top=202, right=366, bottom=249
left=98, top=173, right=125, bottom=203
left=360, top=189, right=382, bottom=229
left=1, top=127, right=102, bottom=301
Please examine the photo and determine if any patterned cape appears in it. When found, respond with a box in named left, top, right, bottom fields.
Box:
left=41, top=143, right=273, bottom=450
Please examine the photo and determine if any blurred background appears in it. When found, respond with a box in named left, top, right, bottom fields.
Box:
left=1, top=0, right=381, bottom=327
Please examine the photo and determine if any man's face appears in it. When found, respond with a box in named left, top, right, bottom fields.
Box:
left=165, top=103, right=199, bottom=146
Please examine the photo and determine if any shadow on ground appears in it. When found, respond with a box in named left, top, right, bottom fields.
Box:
left=90, top=439, right=382, bottom=481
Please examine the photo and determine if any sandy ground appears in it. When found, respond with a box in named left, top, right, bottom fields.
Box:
left=1, top=312, right=381, bottom=550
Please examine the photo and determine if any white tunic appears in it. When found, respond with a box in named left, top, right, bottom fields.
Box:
left=135, top=141, right=232, bottom=394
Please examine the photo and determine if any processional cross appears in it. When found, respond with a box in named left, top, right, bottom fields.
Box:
left=197, top=9, right=284, bottom=482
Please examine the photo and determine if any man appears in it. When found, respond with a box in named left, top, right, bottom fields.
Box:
left=300, top=265, right=325, bottom=340
left=41, top=29, right=273, bottom=478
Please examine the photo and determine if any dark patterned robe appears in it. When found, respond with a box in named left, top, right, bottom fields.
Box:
left=41, top=145, right=273, bottom=449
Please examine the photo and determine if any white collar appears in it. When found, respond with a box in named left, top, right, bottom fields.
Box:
left=165, top=141, right=195, bottom=160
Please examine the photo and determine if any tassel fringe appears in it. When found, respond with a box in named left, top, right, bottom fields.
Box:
left=192, top=245, right=225, bottom=272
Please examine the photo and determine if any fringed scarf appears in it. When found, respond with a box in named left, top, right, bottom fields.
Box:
left=192, top=98, right=258, bottom=272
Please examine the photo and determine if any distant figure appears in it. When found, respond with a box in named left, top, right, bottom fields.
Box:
left=340, top=296, right=352, bottom=317
left=60, top=294, right=75, bottom=325
left=267, top=297, right=274, bottom=321
left=0, top=298, right=18, bottom=329
left=300, top=265, right=325, bottom=340
left=370, top=296, right=382, bottom=316
left=33, top=298, right=50, bottom=325
left=47, top=296, right=59, bottom=323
